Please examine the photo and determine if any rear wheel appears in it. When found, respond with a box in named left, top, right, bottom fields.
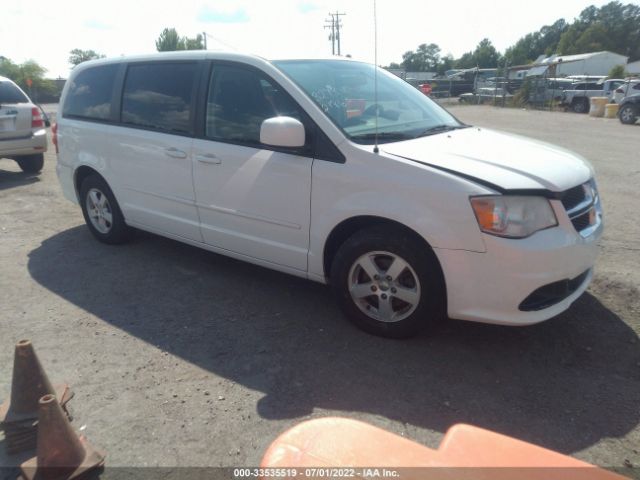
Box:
left=16, top=154, right=44, bottom=173
left=572, top=98, right=589, bottom=114
left=79, top=174, right=133, bottom=244
left=330, top=225, right=445, bottom=338
left=619, top=105, right=638, bottom=125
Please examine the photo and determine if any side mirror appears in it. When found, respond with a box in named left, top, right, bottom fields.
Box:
left=260, top=116, right=305, bottom=148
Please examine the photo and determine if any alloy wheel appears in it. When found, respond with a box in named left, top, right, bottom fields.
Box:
left=348, top=251, right=421, bottom=323
left=85, top=188, right=113, bottom=234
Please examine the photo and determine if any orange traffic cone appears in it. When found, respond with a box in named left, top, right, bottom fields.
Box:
left=20, top=394, right=105, bottom=480
left=0, top=340, right=73, bottom=425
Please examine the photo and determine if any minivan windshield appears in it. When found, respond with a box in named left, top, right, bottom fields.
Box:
left=273, top=59, right=465, bottom=144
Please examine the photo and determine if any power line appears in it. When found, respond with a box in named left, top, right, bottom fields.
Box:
left=202, top=32, right=237, bottom=51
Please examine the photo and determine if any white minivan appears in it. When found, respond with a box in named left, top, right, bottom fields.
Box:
left=55, top=52, right=603, bottom=338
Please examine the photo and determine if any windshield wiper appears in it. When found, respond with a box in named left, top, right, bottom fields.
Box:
left=416, top=124, right=469, bottom=138
left=350, top=132, right=412, bottom=143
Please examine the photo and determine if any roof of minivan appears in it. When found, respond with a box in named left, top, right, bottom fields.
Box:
left=77, top=52, right=364, bottom=76
left=71, top=51, right=358, bottom=72
left=74, top=50, right=257, bottom=67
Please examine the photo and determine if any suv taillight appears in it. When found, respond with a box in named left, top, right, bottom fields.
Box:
left=52, top=123, right=59, bottom=154
left=31, top=107, right=44, bottom=128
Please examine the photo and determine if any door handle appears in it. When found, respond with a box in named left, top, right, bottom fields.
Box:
left=195, top=153, right=221, bottom=165
left=165, top=147, right=188, bottom=159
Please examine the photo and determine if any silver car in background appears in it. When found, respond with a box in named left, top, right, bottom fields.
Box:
left=0, top=75, right=47, bottom=173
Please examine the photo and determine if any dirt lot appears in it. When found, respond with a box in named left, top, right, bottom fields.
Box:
left=1, top=105, right=639, bottom=475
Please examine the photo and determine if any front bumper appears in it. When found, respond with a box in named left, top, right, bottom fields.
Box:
left=435, top=200, right=603, bottom=326
left=0, top=129, right=47, bottom=157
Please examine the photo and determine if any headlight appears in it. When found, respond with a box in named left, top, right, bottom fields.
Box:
left=470, top=195, right=558, bottom=238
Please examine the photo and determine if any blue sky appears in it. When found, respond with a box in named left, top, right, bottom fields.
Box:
left=197, top=6, right=250, bottom=23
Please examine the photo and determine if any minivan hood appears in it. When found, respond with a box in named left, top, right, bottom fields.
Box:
left=382, top=127, right=592, bottom=192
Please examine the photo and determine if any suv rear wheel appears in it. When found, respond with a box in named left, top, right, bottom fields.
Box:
left=330, top=225, right=445, bottom=338
left=16, top=154, right=44, bottom=173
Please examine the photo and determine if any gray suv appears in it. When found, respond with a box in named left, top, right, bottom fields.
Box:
left=0, top=75, right=48, bottom=173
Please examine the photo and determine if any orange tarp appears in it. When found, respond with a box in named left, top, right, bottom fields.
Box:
left=261, top=417, right=626, bottom=480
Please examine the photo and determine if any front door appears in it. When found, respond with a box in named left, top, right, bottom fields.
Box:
left=192, top=64, right=313, bottom=271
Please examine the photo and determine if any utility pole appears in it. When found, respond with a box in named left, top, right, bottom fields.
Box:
left=203, top=32, right=207, bottom=50
left=324, top=12, right=345, bottom=56
left=324, top=17, right=335, bottom=55
left=335, top=11, right=345, bottom=56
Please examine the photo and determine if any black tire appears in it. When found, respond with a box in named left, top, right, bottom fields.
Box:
left=330, top=225, right=446, bottom=339
left=16, top=154, right=44, bottom=173
left=572, top=98, right=589, bottom=114
left=79, top=174, right=133, bottom=244
left=619, top=105, right=638, bottom=125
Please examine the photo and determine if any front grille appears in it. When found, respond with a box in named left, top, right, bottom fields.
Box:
left=571, top=210, right=591, bottom=231
left=561, top=185, right=586, bottom=211
left=519, top=269, right=590, bottom=311
left=559, top=180, right=599, bottom=235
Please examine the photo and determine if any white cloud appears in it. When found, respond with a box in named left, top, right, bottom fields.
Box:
left=0, top=0, right=614, bottom=79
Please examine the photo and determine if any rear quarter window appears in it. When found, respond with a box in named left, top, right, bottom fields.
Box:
left=0, top=81, right=29, bottom=104
left=63, top=64, right=119, bottom=120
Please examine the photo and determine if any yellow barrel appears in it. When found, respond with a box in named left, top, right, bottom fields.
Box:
left=589, top=97, right=608, bottom=117
left=604, top=103, right=619, bottom=119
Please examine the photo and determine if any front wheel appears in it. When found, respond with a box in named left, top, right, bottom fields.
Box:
left=330, top=225, right=445, bottom=338
left=79, top=174, right=133, bottom=244
left=16, top=154, right=44, bottom=173
left=619, top=105, right=638, bottom=125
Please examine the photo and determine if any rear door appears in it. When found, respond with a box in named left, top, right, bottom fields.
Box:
left=108, top=61, right=202, bottom=241
left=0, top=80, right=33, bottom=143
left=191, top=63, right=313, bottom=271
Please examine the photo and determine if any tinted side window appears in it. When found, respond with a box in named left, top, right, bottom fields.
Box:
left=206, top=65, right=303, bottom=145
left=0, top=81, right=29, bottom=103
left=63, top=65, right=118, bottom=120
left=122, top=63, right=197, bottom=135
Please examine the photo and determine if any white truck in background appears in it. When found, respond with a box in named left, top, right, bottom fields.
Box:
left=561, top=79, right=624, bottom=113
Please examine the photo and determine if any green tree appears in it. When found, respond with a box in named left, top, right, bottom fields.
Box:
left=540, top=19, right=568, bottom=55
left=574, top=23, right=611, bottom=53
left=455, top=52, right=475, bottom=69
left=155, top=28, right=205, bottom=52
left=183, top=33, right=205, bottom=50
left=0, top=57, right=55, bottom=100
left=503, top=32, right=541, bottom=66
left=69, top=49, right=106, bottom=67
left=454, top=39, right=501, bottom=69
left=556, top=25, right=581, bottom=55
left=608, top=64, right=627, bottom=78
left=556, top=2, right=640, bottom=59
left=473, top=38, right=501, bottom=68
left=437, top=54, right=455, bottom=76
left=156, top=28, right=183, bottom=51
left=401, top=43, right=441, bottom=71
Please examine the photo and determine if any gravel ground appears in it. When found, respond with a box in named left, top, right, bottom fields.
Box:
left=1, top=105, right=639, bottom=476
